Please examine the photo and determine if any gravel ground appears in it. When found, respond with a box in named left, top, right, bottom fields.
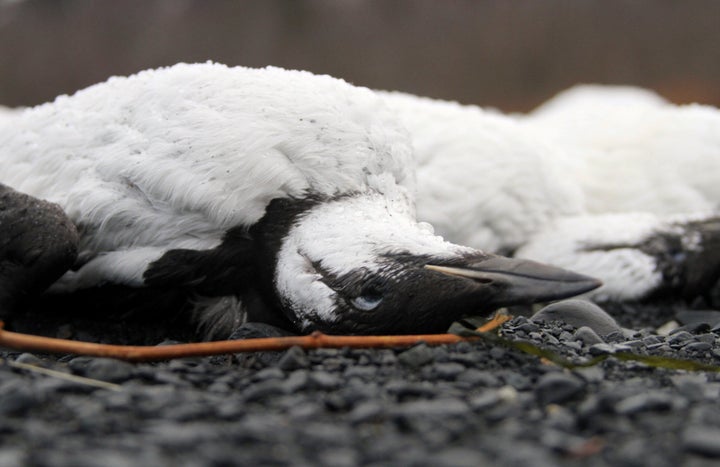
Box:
left=3, top=301, right=720, bottom=466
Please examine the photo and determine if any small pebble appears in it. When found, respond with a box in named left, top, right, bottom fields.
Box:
left=574, top=326, right=605, bottom=345
left=433, top=362, right=466, bottom=380
left=683, top=426, right=720, bottom=457
left=534, top=372, right=585, bottom=405
left=277, top=346, right=309, bottom=371
left=588, top=343, right=616, bottom=355
left=398, top=344, right=434, bottom=367
left=78, top=358, right=135, bottom=383
left=14, top=353, right=45, bottom=366
left=310, top=371, right=342, bottom=390
left=614, top=391, right=675, bottom=414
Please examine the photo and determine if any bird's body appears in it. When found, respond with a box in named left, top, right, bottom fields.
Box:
left=0, top=63, right=597, bottom=338
left=3, top=63, right=414, bottom=288
left=382, top=85, right=720, bottom=305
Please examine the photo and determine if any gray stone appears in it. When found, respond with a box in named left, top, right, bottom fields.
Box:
left=575, top=326, right=605, bottom=345
left=531, top=299, right=623, bottom=336
left=683, top=426, right=720, bottom=457
left=469, top=390, right=502, bottom=411
left=309, top=371, right=341, bottom=390
left=534, top=372, right=585, bottom=405
left=0, top=380, right=40, bottom=416
left=588, top=343, right=616, bottom=355
left=456, top=369, right=501, bottom=387
left=614, top=391, right=675, bottom=414
left=343, top=365, right=377, bottom=380
left=282, top=369, right=310, bottom=393
left=433, top=362, right=466, bottom=380
left=392, top=398, right=469, bottom=419
left=14, top=353, right=45, bottom=366
left=78, top=358, right=135, bottom=383
left=685, top=342, right=713, bottom=352
left=398, top=344, right=434, bottom=367
left=253, top=367, right=284, bottom=381
left=349, top=401, right=385, bottom=423
left=277, top=346, right=309, bottom=371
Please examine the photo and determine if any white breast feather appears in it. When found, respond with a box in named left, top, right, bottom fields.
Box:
left=0, top=63, right=415, bottom=289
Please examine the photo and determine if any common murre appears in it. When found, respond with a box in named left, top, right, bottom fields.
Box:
left=0, top=63, right=600, bottom=338
left=380, top=86, right=720, bottom=306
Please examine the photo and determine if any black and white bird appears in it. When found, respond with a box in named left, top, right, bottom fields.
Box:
left=380, top=85, right=720, bottom=307
left=0, top=63, right=599, bottom=339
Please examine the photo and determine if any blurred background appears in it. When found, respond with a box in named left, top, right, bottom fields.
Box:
left=1, top=0, right=719, bottom=112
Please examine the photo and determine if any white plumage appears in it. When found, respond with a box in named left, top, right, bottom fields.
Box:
left=378, top=91, right=583, bottom=254
left=2, top=63, right=414, bottom=291
left=382, top=85, right=720, bottom=304
left=522, top=85, right=720, bottom=215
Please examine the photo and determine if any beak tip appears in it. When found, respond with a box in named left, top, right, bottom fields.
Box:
left=426, top=256, right=603, bottom=304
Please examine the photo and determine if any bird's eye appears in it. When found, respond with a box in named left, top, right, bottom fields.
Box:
left=351, top=291, right=383, bottom=311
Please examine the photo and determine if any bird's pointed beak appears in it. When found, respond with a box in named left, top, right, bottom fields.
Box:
left=425, top=255, right=601, bottom=308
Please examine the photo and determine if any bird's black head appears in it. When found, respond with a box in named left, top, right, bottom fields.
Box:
left=254, top=193, right=601, bottom=335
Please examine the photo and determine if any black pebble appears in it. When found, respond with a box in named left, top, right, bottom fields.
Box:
left=534, top=372, right=586, bottom=405
left=398, top=343, right=434, bottom=367
left=75, top=358, right=135, bottom=383
left=277, top=345, right=309, bottom=371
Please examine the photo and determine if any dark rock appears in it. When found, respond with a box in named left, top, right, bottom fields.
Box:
left=544, top=405, right=577, bottom=431
left=574, top=366, right=605, bottom=383
left=317, top=448, right=359, bottom=467
left=468, top=390, right=502, bottom=411
left=575, top=326, right=605, bottom=345
left=349, top=401, right=385, bottom=423
left=385, top=380, right=437, bottom=399
left=391, top=398, right=469, bottom=419
left=539, top=428, right=587, bottom=453
left=685, top=342, right=713, bottom=352
left=277, top=346, right=309, bottom=371
left=426, top=447, right=490, bottom=467
left=676, top=310, right=720, bottom=328
left=343, top=365, right=377, bottom=380
left=76, top=358, right=135, bottom=383
left=671, top=375, right=708, bottom=402
left=432, top=362, right=466, bottom=380
left=282, top=370, right=310, bottom=394
left=643, top=335, right=663, bottom=346
left=309, top=371, right=341, bottom=390
left=14, top=353, right=45, bottom=366
left=535, top=372, right=585, bottom=405
left=668, top=330, right=694, bottom=343
left=456, top=369, right=501, bottom=387
left=489, top=347, right=507, bottom=360
left=614, top=391, right=675, bottom=414
left=398, top=344, right=434, bottom=367
left=0, top=380, right=40, bottom=416
left=697, top=333, right=717, bottom=344
left=500, top=371, right=532, bottom=391
left=683, top=426, right=720, bottom=457
left=253, top=367, right=284, bottom=381
left=517, top=322, right=540, bottom=333
left=242, top=381, right=287, bottom=402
